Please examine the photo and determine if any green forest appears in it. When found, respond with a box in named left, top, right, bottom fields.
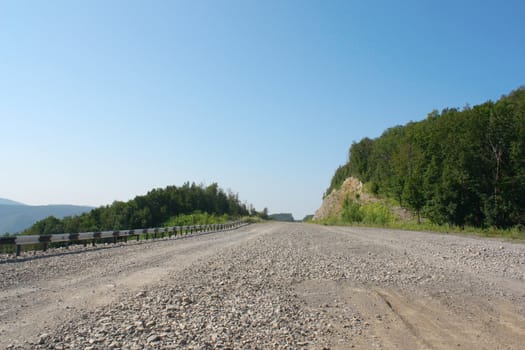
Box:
left=23, top=182, right=260, bottom=235
left=327, top=87, right=525, bottom=229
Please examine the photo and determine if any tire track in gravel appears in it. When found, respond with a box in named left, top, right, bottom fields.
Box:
left=298, top=224, right=525, bottom=349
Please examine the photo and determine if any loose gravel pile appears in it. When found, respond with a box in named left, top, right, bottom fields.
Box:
left=3, top=223, right=525, bottom=349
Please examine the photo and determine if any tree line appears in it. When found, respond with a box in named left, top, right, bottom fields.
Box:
left=23, top=182, right=263, bottom=235
left=327, top=87, right=525, bottom=229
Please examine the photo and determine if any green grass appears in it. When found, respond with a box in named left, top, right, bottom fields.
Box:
left=317, top=217, right=525, bottom=241
left=315, top=199, right=525, bottom=241
left=339, top=198, right=395, bottom=226
left=163, top=212, right=232, bottom=227
left=389, top=220, right=525, bottom=240
left=241, top=216, right=264, bottom=224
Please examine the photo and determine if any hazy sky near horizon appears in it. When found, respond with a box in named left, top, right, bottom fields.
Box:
left=1, top=1, right=524, bottom=219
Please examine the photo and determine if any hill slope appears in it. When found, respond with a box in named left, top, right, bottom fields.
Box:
left=323, top=87, right=525, bottom=228
left=315, top=177, right=371, bottom=220
left=22, top=182, right=255, bottom=236
left=314, top=177, right=411, bottom=223
left=0, top=198, right=26, bottom=206
left=0, top=204, right=93, bottom=234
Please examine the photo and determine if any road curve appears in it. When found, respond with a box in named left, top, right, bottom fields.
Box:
left=1, top=222, right=524, bottom=349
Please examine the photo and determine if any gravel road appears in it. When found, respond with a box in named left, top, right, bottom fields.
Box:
left=1, top=222, right=524, bottom=349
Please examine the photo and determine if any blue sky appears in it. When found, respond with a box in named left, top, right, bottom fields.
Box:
left=1, top=0, right=524, bottom=219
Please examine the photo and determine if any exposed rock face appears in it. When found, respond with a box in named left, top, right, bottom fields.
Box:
left=314, top=177, right=373, bottom=220
left=314, top=177, right=413, bottom=222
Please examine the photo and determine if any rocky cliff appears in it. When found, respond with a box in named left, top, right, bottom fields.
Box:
left=314, top=177, right=376, bottom=220
left=314, top=177, right=411, bottom=222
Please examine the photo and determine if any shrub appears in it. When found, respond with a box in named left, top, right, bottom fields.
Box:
left=341, top=197, right=363, bottom=223
left=361, top=202, right=395, bottom=225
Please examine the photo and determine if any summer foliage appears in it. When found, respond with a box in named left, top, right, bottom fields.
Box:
left=327, top=87, right=525, bottom=229
left=23, top=183, right=259, bottom=235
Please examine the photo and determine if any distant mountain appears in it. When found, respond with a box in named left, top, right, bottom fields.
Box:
left=269, top=213, right=295, bottom=222
left=0, top=198, right=26, bottom=206
left=302, top=215, right=314, bottom=222
left=0, top=202, right=93, bottom=234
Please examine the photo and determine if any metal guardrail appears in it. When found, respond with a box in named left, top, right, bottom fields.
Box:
left=0, top=221, right=247, bottom=257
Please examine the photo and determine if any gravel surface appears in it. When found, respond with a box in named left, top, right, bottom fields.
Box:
left=1, top=223, right=524, bottom=349
left=0, top=227, right=247, bottom=290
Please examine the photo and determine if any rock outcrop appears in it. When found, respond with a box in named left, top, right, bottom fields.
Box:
left=314, top=177, right=413, bottom=222
left=314, top=177, right=374, bottom=220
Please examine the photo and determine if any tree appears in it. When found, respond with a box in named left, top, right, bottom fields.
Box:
left=403, top=174, right=425, bottom=224
left=23, top=182, right=256, bottom=235
left=326, top=87, right=525, bottom=229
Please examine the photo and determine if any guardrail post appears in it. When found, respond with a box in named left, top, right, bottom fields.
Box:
left=16, top=245, right=21, bottom=257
